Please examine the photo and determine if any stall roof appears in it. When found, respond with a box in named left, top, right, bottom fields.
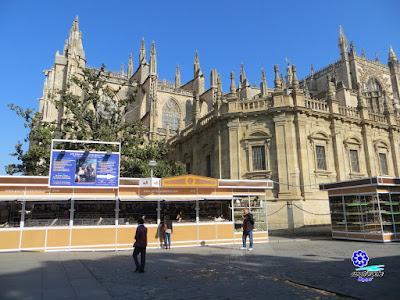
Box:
left=0, top=175, right=273, bottom=201
left=319, top=176, right=400, bottom=191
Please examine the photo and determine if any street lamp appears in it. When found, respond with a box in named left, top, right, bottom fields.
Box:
left=148, top=160, right=157, bottom=178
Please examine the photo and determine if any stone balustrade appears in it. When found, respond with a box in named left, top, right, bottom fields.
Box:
left=305, top=98, right=329, bottom=112
left=339, top=105, right=360, bottom=118
left=174, top=94, right=400, bottom=143
left=368, top=111, right=387, bottom=123
left=228, top=98, right=270, bottom=113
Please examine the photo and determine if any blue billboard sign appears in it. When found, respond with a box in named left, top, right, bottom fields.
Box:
left=49, top=150, right=119, bottom=187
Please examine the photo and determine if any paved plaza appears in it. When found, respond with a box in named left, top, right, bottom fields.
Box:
left=0, top=237, right=398, bottom=299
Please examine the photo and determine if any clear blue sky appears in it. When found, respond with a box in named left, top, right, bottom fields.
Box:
left=0, top=0, right=399, bottom=175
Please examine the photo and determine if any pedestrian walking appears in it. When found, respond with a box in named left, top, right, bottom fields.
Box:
left=133, top=218, right=147, bottom=273
left=241, top=208, right=255, bottom=251
left=163, top=215, right=173, bottom=249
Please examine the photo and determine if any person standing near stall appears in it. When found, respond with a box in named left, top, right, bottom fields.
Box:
left=133, top=218, right=147, bottom=273
left=163, top=215, right=173, bottom=249
left=241, top=208, right=255, bottom=251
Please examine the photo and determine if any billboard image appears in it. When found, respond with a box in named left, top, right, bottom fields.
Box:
left=49, top=150, right=119, bottom=187
left=75, top=158, right=96, bottom=183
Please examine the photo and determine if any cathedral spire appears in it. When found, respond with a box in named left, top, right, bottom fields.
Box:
left=120, top=63, right=124, bottom=75
left=139, top=38, right=147, bottom=64
left=67, top=15, right=85, bottom=59
left=339, top=26, right=348, bottom=51
left=128, top=53, right=133, bottom=78
left=260, top=68, right=268, bottom=97
left=375, top=53, right=380, bottom=62
left=230, top=72, right=236, bottom=94
left=73, top=15, right=79, bottom=31
left=150, top=40, right=157, bottom=75
left=389, top=45, right=397, bottom=61
left=194, top=51, right=202, bottom=77
left=338, top=25, right=348, bottom=59
left=240, top=63, right=246, bottom=84
left=349, top=41, right=356, bottom=57
left=175, top=64, right=181, bottom=88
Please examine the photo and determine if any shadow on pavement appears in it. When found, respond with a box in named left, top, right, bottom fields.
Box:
left=0, top=240, right=399, bottom=300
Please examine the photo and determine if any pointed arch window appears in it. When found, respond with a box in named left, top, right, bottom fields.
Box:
left=162, top=100, right=179, bottom=130
left=364, top=77, right=382, bottom=93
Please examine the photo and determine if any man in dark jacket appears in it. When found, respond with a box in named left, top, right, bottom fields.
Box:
left=241, top=208, right=255, bottom=251
left=133, top=218, right=147, bottom=273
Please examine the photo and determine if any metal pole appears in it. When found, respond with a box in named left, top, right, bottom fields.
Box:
left=115, top=198, right=119, bottom=251
left=70, top=199, right=75, bottom=227
left=20, top=201, right=26, bottom=228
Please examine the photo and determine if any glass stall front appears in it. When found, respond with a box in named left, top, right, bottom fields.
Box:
left=320, top=177, right=400, bottom=242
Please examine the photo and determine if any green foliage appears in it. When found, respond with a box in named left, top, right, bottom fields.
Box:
left=6, top=104, right=57, bottom=175
left=6, top=64, right=185, bottom=178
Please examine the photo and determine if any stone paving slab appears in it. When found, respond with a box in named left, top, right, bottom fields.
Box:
left=0, top=238, right=398, bottom=299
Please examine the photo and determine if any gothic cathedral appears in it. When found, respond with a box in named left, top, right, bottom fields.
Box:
left=39, top=17, right=400, bottom=230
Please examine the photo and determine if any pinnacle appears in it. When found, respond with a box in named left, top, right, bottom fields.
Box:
left=71, top=15, right=80, bottom=31
left=389, top=45, right=397, bottom=59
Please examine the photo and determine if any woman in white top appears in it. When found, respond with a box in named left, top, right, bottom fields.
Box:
left=163, top=216, right=173, bottom=249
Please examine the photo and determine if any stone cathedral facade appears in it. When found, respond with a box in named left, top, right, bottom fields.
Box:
left=39, top=17, right=400, bottom=231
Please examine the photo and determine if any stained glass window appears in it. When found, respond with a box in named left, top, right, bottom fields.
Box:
left=162, top=100, right=179, bottom=130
